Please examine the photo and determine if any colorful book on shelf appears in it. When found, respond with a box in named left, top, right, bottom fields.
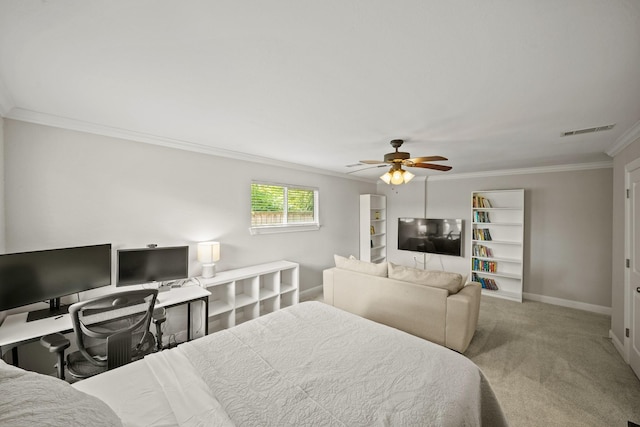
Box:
left=473, top=195, right=493, bottom=209
left=472, top=245, right=493, bottom=257
left=474, top=211, right=491, bottom=223
left=471, top=273, right=498, bottom=290
left=473, top=228, right=492, bottom=241
left=472, top=259, right=497, bottom=273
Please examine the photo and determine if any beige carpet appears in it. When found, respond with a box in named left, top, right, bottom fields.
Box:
left=306, top=291, right=640, bottom=426
left=466, top=297, right=640, bottom=427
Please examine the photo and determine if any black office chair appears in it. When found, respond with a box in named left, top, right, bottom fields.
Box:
left=41, top=288, right=166, bottom=381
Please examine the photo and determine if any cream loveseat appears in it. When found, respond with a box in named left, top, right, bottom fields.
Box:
left=323, top=256, right=481, bottom=353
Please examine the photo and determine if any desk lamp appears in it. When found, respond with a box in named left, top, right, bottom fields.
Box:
left=197, top=241, right=220, bottom=278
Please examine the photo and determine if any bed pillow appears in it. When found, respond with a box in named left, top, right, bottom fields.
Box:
left=334, top=254, right=388, bottom=277
left=0, top=360, right=123, bottom=427
left=387, top=262, right=464, bottom=294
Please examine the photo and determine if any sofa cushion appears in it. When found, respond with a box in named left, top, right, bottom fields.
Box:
left=388, top=262, right=464, bottom=294
left=334, top=254, right=388, bottom=277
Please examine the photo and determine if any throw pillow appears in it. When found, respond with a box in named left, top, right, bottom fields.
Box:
left=334, top=254, right=388, bottom=277
left=387, top=262, right=464, bottom=294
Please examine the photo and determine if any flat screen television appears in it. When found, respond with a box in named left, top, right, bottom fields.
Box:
left=117, top=246, right=189, bottom=287
left=398, top=218, right=463, bottom=257
left=0, top=243, right=112, bottom=321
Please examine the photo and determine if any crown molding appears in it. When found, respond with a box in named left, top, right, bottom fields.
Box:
left=5, top=108, right=613, bottom=185
left=426, top=161, right=613, bottom=181
left=5, top=108, right=373, bottom=183
left=606, top=119, right=640, bottom=157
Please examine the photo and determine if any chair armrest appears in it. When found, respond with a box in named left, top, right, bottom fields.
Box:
left=152, top=307, right=166, bottom=351
left=40, top=333, right=70, bottom=380
left=40, top=333, right=70, bottom=354
left=152, top=307, right=166, bottom=325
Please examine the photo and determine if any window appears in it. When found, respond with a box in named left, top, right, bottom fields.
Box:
left=250, top=182, right=319, bottom=234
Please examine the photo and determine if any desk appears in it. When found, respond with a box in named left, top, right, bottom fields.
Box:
left=0, top=284, right=211, bottom=365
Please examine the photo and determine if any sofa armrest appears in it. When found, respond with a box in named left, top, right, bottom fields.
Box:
left=322, top=268, right=335, bottom=305
left=445, top=282, right=481, bottom=353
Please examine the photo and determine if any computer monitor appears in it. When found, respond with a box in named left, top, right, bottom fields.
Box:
left=0, top=243, right=112, bottom=321
left=117, top=246, right=189, bottom=287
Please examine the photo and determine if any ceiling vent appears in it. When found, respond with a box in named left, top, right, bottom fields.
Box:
left=561, top=124, right=615, bottom=137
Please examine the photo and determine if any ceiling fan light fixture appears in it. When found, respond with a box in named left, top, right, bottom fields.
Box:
left=390, top=169, right=404, bottom=185
left=380, top=166, right=414, bottom=185
left=380, top=171, right=392, bottom=184
left=403, top=170, right=415, bottom=183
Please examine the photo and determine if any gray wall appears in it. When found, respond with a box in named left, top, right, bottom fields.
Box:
left=3, top=119, right=377, bottom=372
left=3, top=119, right=375, bottom=294
left=0, top=118, right=4, bottom=326
left=611, top=135, right=640, bottom=345
left=380, top=179, right=427, bottom=268
left=381, top=166, right=613, bottom=311
left=0, top=117, right=4, bottom=253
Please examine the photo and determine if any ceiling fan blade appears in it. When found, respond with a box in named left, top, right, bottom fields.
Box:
left=346, top=164, right=388, bottom=174
left=410, top=163, right=453, bottom=171
left=406, top=155, right=448, bottom=163
left=359, top=160, right=386, bottom=165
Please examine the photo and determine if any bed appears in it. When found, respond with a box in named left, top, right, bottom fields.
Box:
left=1, top=302, right=508, bottom=426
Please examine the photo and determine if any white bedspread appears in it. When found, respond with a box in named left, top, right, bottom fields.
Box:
left=74, top=302, right=508, bottom=426
left=0, top=359, right=123, bottom=427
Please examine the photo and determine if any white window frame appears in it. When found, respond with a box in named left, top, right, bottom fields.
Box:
left=249, top=181, right=320, bottom=235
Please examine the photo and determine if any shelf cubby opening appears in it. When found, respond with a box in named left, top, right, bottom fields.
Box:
left=208, top=310, right=233, bottom=333
left=259, top=272, right=279, bottom=301
left=280, top=268, right=297, bottom=294
left=280, top=290, right=297, bottom=309
left=260, top=296, right=280, bottom=316
left=235, top=277, right=258, bottom=308
left=207, top=283, right=234, bottom=316
left=235, top=303, right=258, bottom=326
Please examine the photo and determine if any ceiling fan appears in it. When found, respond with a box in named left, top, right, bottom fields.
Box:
left=359, top=139, right=452, bottom=184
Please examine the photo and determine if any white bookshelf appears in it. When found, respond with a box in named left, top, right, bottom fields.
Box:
left=360, top=194, right=386, bottom=263
left=199, top=260, right=299, bottom=333
left=470, top=189, right=524, bottom=302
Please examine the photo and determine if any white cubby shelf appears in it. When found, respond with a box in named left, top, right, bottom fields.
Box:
left=198, top=260, right=299, bottom=333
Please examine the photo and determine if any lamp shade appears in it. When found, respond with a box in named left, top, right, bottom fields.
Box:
left=403, top=170, right=415, bottom=183
left=380, top=171, right=392, bottom=184
left=380, top=168, right=415, bottom=185
left=197, top=241, right=220, bottom=263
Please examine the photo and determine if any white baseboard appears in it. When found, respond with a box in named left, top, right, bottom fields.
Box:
left=523, top=292, right=611, bottom=316
left=300, top=285, right=323, bottom=301
left=610, top=329, right=628, bottom=362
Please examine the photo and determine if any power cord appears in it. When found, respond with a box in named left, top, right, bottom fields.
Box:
left=413, top=256, right=424, bottom=269
left=413, top=254, right=444, bottom=270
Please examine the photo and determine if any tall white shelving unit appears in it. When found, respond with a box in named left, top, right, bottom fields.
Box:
left=199, top=260, right=299, bottom=333
left=359, top=194, right=386, bottom=263
left=470, top=189, right=524, bottom=302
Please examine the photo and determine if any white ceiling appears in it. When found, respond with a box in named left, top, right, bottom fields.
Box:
left=1, top=1, right=639, bottom=181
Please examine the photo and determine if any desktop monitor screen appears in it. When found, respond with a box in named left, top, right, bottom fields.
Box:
left=117, top=246, right=189, bottom=286
left=0, top=243, right=112, bottom=312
